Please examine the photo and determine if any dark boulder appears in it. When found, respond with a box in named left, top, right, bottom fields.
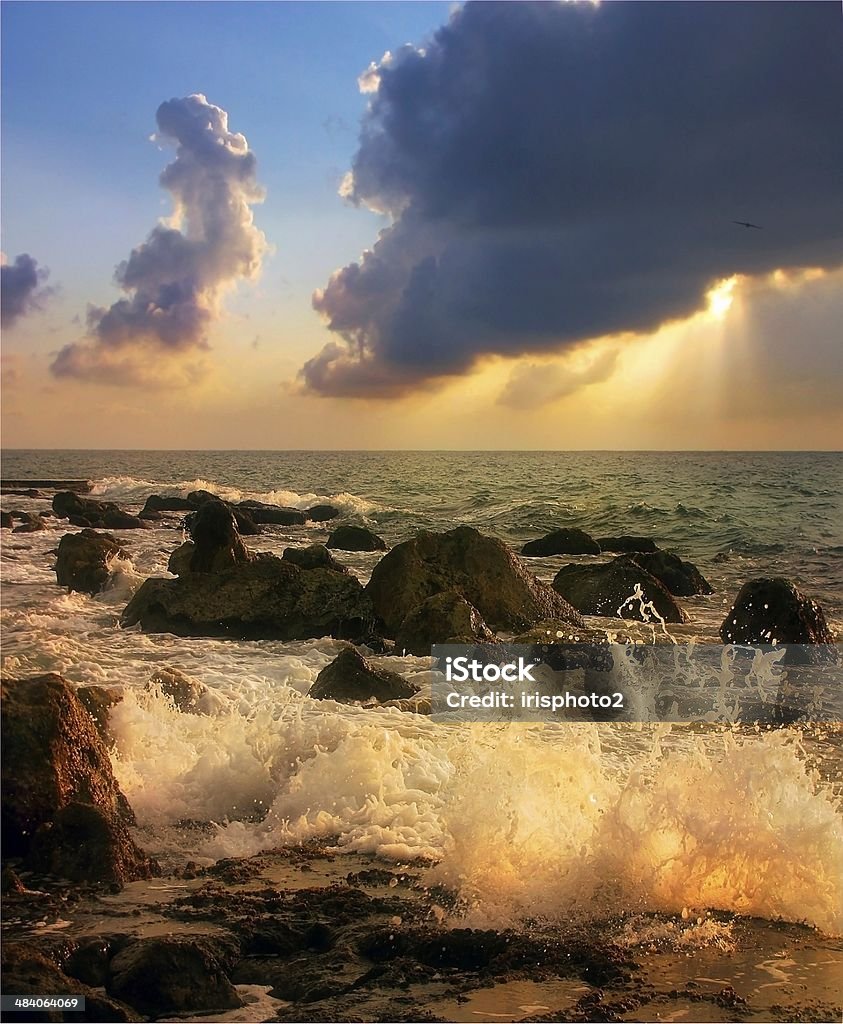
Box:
left=168, top=540, right=195, bottom=576
left=52, top=492, right=148, bottom=530
left=597, top=535, right=659, bottom=553
left=136, top=507, right=164, bottom=521
left=0, top=674, right=157, bottom=883
left=2, top=943, right=139, bottom=1022
left=106, top=937, right=241, bottom=1017
left=1, top=510, right=12, bottom=528
left=367, top=526, right=584, bottom=634
left=56, top=529, right=127, bottom=595
left=141, top=494, right=195, bottom=513
left=522, top=528, right=600, bottom=556
left=185, top=499, right=253, bottom=573
left=309, top=646, right=417, bottom=703
left=396, top=591, right=495, bottom=656
left=186, top=490, right=260, bottom=535
left=307, top=503, right=340, bottom=522
left=122, top=556, right=375, bottom=642
left=238, top=500, right=308, bottom=526
left=283, top=544, right=349, bottom=573
left=326, top=524, right=387, bottom=552
left=720, top=578, right=834, bottom=645
left=620, top=550, right=712, bottom=596
left=552, top=560, right=688, bottom=623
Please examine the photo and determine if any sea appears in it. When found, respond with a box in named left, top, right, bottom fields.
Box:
left=1, top=450, right=842, bottom=937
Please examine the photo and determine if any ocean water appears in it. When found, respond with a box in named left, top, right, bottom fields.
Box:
left=1, top=450, right=841, bottom=935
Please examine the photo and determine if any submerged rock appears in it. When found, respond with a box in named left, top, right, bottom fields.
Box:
left=55, top=529, right=127, bottom=595
left=283, top=544, right=350, bottom=573
left=327, top=524, right=388, bottom=552
left=238, top=499, right=308, bottom=525
left=147, top=666, right=216, bottom=714
left=720, top=577, right=834, bottom=645
left=619, top=550, right=712, bottom=596
left=552, top=560, right=688, bottom=623
left=0, top=674, right=157, bottom=883
left=122, top=557, right=375, bottom=641
left=309, top=646, right=417, bottom=703
left=522, top=528, right=601, bottom=556
left=52, top=492, right=148, bottom=530
left=367, top=525, right=583, bottom=634
left=396, top=591, right=495, bottom=655
left=106, top=936, right=241, bottom=1017
left=11, top=511, right=47, bottom=533
left=596, top=535, right=659, bottom=553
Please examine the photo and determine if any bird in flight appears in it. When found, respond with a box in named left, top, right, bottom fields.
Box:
left=733, top=220, right=763, bottom=229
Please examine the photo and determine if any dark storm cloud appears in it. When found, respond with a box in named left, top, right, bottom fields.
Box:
left=301, top=1, right=843, bottom=397
left=52, top=94, right=266, bottom=384
left=1, top=253, right=50, bottom=328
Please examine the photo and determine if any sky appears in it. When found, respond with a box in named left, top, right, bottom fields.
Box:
left=2, top=0, right=842, bottom=450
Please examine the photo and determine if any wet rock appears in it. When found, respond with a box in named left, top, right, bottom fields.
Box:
left=2, top=943, right=139, bottom=1022
left=136, top=507, right=164, bottom=521
left=367, top=526, right=584, bottom=634
left=52, top=492, right=148, bottom=530
left=77, top=685, right=123, bottom=743
left=2, top=865, right=25, bottom=893
left=396, top=591, right=495, bottom=655
left=327, top=524, right=388, bottom=552
left=106, top=936, right=241, bottom=1017
left=522, top=528, right=601, bottom=556
left=168, top=540, right=195, bottom=576
left=597, top=535, right=659, bottom=553
left=552, top=560, right=688, bottom=623
left=307, top=503, right=341, bottom=522
left=1, top=509, right=13, bottom=528
left=122, top=557, right=375, bottom=641
left=11, top=511, right=47, bottom=533
left=720, top=577, right=834, bottom=645
left=283, top=544, right=350, bottom=573
left=238, top=499, right=308, bottom=525
left=186, top=499, right=253, bottom=573
left=141, top=493, right=195, bottom=513
left=55, top=529, right=127, bottom=595
left=619, top=550, right=712, bottom=596
left=309, top=646, right=417, bottom=703
left=1, top=673, right=157, bottom=883
left=147, top=666, right=213, bottom=714
left=186, top=490, right=260, bottom=535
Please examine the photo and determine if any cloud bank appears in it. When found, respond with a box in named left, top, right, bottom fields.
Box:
left=301, top=1, right=843, bottom=397
left=52, top=94, right=267, bottom=385
left=1, top=253, right=50, bottom=328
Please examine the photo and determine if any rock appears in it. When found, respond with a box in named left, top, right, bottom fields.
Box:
left=552, top=560, right=688, bottom=623
left=0, top=674, right=157, bottom=883
left=619, top=550, right=712, bottom=596
left=106, top=937, right=241, bottom=1017
left=56, top=529, right=127, bottom=595
left=2, top=865, right=25, bottom=893
left=168, top=540, right=195, bottom=576
left=367, top=526, right=584, bottom=634
left=1, top=510, right=12, bottom=528
left=720, top=577, right=834, bottom=645
left=52, top=492, right=148, bottom=530
left=77, top=685, right=123, bottom=743
left=186, top=490, right=260, bottom=535
left=147, top=666, right=210, bottom=713
left=142, top=493, right=195, bottom=513
left=307, top=503, right=340, bottom=522
left=136, top=508, right=164, bottom=521
left=326, top=524, right=387, bottom=552
left=186, top=499, right=253, bottom=573
left=122, top=556, right=375, bottom=642
left=396, top=591, right=496, bottom=655
left=2, top=943, right=139, bottom=1022
left=309, top=647, right=417, bottom=703
left=596, top=535, right=659, bottom=553
left=11, top=511, right=47, bottom=533
left=31, top=802, right=158, bottom=885
left=238, top=500, right=308, bottom=526
left=521, top=528, right=601, bottom=556
left=283, top=544, right=350, bottom=573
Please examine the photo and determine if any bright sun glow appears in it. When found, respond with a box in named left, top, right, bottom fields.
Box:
left=706, top=276, right=738, bottom=320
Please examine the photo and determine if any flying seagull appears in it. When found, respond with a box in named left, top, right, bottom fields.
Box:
left=733, top=220, right=763, bottom=229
